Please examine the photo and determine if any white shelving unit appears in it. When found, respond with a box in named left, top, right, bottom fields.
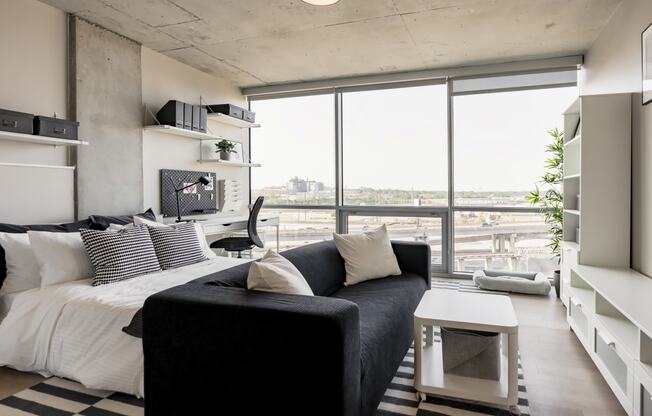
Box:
left=196, top=159, right=261, bottom=168
left=143, top=125, right=221, bottom=141
left=0, top=130, right=89, bottom=146
left=207, top=112, right=260, bottom=128
left=559, top=94, right=648, bottom=416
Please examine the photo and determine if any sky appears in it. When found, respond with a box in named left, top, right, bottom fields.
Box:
left=250, top=84, right=578, bottom=192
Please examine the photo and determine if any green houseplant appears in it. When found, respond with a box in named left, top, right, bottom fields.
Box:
left=215, top=139, right=237, bottom=161
left=528, top=128, right=564, bottom=297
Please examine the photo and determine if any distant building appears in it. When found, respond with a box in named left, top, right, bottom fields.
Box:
left=287, top=176, right=324, bottom=193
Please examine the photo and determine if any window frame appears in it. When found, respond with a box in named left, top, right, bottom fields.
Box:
left=248, top=70, right=577, bottom=278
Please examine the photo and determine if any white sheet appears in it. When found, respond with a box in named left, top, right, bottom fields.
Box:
left=0, top=256, right=246, bottom=397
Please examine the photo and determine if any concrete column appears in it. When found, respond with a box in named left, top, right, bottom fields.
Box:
left=69, top=17, right=143, bottom=218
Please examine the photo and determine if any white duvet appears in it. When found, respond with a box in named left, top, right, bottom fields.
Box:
left=0, top=256, right=246, bottom=397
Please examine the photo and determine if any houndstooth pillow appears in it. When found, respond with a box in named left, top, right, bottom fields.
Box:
left=80, top=225, right=161, bottom=286
left=147, top=222, right=208, bottom=270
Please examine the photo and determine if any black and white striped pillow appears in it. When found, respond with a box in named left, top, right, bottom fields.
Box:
left=80, top=225, right=161, bottom=286
left=147, top=222, right=208, bottom=270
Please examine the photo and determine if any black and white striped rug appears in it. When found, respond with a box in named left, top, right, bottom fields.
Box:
left=0, top=281, right=529, bottom=416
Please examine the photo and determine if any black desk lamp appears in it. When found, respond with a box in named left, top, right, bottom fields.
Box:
left=173, top=176, right=210, bottom=223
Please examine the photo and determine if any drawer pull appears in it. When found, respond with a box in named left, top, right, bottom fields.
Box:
left=222, top=223, right=232, bottom=226
left=53, top=127, right=66, bottom=135
left=2, top=119, right=17, bottom=128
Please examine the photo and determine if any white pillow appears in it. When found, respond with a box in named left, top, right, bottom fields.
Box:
left=0, top=233, right=40, bottom=295
left=28, top=231, right=94, bottom=287
left=133, top=216, right=216, bottom=259
left=333, top=224, right=401, bottom=286
left=107, top=223, right=134, bottom=232
left=247, top=250, right=313, bottom=296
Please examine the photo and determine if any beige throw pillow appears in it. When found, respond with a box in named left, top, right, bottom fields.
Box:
left=333, top=224, right=401, bottom=286
left=247, top=250, right=313, bottom=296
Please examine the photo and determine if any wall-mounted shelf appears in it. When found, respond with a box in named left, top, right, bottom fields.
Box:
left=143, top=125, right=220, bottom=141
left=0, top=162, right=76, bottom=170
left=196, top=159, right=261, bottom=168
left=0, top=130, right=89, bottom=146
left=207, top=113, right=260, bottom=129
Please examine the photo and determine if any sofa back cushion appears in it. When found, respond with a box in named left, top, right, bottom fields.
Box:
left=198, top=240, right=346, bottom=296
left=281, top=240, right=345, bottom=297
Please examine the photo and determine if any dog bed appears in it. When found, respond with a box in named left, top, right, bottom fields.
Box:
left=473, top=269, right=551, bottom=295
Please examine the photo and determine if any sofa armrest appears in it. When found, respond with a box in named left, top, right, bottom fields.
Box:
left=391, top=240, right=431, bottom=289
left=143, top=285, right=361, bottom=416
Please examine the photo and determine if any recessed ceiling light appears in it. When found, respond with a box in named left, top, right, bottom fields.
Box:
left=301, top=0, right=340, bottom=5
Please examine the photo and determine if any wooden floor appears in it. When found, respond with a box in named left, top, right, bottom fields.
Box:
left=0, top=288, right=626, bottom=415
left=510, top=291, right=626, bottom=416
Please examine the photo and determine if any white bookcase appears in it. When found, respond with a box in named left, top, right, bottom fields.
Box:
left=560, top=94, right=652, bottom=415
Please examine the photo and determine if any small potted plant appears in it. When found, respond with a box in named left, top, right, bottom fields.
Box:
left=215, top=139, right=236, bottom=161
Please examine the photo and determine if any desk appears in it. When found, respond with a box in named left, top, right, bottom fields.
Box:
left=200, top=215, right=280, bottom=252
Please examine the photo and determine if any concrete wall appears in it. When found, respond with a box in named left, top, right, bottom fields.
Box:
left=0, top=0, right=74, bottom=223
left=141, top=47, right=249, bottom=219
left=70, top=17, right=144, bottom=218
left=580, top=0, right=652, bottom=277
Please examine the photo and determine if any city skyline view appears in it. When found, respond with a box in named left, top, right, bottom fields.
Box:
left=250, top=82, right=578, bottom=275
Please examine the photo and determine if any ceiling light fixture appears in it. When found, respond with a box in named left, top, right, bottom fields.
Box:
left=301, top=0, right=340, bottom=5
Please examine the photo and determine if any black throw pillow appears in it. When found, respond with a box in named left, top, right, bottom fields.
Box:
left=0, top=219, right=91, bottom=290
left=88, top=208, right=156, bottom=230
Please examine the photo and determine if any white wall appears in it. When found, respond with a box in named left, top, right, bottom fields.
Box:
left=141, top=47, right=250, bottom=219
left=580, top=0, right=652, bottom=276
left=0, top=0, right=73, bottom=223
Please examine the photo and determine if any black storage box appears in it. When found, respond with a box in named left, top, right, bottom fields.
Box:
left=207, top=104, right=244, bottom=119
left=0, top=109, right=34, bottom=135
left=242, top=109, right=256, bottom=123
left=34, top=116, right=79, bottom=140
left=156, top=100, right=184, bottom=129
left=192, top=105, right=207, bottom=132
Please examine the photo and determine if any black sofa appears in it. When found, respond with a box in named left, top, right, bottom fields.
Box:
left=143, top=240, right=431, bottom=416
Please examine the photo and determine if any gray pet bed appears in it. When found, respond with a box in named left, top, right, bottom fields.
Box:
left=473, top=269, right=551, bottom=295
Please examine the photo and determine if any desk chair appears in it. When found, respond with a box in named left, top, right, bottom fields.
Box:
left=210, top=196, right=265, bottom=258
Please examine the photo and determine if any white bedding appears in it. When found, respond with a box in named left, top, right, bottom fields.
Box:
left=0, top=256, right=246, bottom=397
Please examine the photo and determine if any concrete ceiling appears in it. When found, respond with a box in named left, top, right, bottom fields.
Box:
left=40, top=0, right=621, bottom=88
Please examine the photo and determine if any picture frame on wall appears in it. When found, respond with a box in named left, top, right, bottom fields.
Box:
left=642, top=22, right=652, bottom=105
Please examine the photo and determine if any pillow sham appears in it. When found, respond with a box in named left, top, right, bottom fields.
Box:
left=332, top=224, right=401, bottom=286
left=28, top=231, right=94, bottom=287
left=247, top=250, right=313, bottom=296
left=134, top=216, right=216, bottom=259
left=80, top=225, right=161, bottom=286
left=0, top=219, right=90, bottom=291
left=88, top=208, right=156, bottom=230
left=147, top=222, right=208, bottom=270
left=0, top=233, right=40, bottom=295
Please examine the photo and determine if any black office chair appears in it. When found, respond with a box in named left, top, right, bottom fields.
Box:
left=210, top=196, right=265, bottom=258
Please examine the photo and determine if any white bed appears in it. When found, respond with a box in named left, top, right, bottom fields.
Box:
left=0, top=256, right=246, bottom=397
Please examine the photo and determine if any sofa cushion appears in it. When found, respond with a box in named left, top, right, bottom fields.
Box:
left=281, top=240, right=346, bottom=297
left=331, top=273, right=427, bottom=415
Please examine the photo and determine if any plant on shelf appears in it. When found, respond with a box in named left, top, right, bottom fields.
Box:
left=215, top=139, right=236, bottom=161
left=527, top=128, right=564, bottom=296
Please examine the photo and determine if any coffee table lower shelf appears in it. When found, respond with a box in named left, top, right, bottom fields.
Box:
left=414, top=339, right=512, bottom=406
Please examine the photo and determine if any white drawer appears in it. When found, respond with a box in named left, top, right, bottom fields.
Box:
left=592, top=323, right=634, bottom=413
left=569, top=296, right=589, bottom=342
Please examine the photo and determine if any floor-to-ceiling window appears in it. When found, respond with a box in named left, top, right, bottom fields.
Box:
left=452, top=76, right=578, bottom=274
left=249, top=69, right=578, bottom=276
left=250, top=94, right=336, bottom=252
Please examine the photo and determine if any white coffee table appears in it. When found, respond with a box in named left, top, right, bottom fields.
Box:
left=413, top=289, right=519, bottom=410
